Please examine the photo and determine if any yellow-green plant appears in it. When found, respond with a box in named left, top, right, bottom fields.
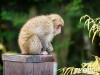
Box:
left=80, top=15, right=100, bottom=43
left=0, top=42, right=6, bottom=53
left=58, top=56, right=100, bottom=75
left=58, top=67, right=81, bottom=75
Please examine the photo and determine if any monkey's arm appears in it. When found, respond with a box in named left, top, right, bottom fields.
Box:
left=41, top=39, right=48, bottom=51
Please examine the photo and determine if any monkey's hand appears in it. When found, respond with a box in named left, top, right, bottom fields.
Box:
left=41, top=48, right=48, bottom=55
left=46, top=42, right=53, bottom=52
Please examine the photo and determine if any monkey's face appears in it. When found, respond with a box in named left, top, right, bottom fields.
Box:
left=52, top=15, right=64, bottom=35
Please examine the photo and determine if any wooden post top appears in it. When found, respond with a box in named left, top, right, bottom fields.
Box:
left=2, top=54, right=55, bottom=63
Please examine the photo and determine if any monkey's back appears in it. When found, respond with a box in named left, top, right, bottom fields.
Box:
left=18, top=15, right=54, bottom=48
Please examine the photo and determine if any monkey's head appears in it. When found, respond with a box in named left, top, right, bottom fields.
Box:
left=48, top=14, right=64, bottom=35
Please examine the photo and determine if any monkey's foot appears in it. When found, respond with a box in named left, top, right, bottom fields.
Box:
left=41, top=51, right=48, bottom=55
left=46, top=47, right=53, bottom=52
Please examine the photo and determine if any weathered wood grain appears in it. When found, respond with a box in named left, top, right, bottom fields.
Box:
left=33, top=62, right=53, bottom=75
left=33, top=63, right=43, bottom=75
left=24, top=63, right=34, bottom=75
left=3, top=61, right=5, bottom=75
left=4, top=61, right=11, bottom=75
left=10, top=61, right=24, bottom=75
left=42, top=62, right=53, bottom=75
left=2, top=54, right=55, bottom=75
left=2, top=54, right=55, bottom=62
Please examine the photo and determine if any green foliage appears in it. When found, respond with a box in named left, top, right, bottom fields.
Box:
left=1, top=11, right=28, bottom=27
left=54, top=40, right=74, bottom=50
left=0, top=65, right=3, bottom=75
left=0, top=31, right=18, bottom=40
left=66, top=0, right=83, bottom=11
left=66, top=0, right=83, bottom=17
left=0, top=65, right=3, bottom=71
left=0, top=10, right=30, bottom=47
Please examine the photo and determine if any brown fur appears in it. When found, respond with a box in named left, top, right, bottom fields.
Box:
left=18, top=14, right=64, bottom=54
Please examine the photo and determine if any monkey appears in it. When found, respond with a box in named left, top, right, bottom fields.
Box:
left=18, top=14, right=64, bottom=55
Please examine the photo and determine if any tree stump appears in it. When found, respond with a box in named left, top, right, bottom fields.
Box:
left=2, top=54, right=55, bottom=75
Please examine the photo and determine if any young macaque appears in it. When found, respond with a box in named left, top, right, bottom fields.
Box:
left=18, top=14, right=64, bottom=55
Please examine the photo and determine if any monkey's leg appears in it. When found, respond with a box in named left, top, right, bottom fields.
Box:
left=19, top=37, right=30, bottom=54
left=28, top=35, right=42, bottom=54
left=21, top=34, right=42, bottom=54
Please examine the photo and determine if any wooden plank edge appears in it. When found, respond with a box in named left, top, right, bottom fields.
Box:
left=2, top=54, right=55, bottom=62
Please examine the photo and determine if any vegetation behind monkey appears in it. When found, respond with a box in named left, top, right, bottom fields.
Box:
left=18, top=14, right=64, bottom=55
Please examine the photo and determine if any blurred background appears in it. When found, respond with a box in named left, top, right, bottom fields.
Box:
left=0, top=0, right=100, bottom=75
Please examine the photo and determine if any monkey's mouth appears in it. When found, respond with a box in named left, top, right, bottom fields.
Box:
left=56, top=24, right=62, bottom=34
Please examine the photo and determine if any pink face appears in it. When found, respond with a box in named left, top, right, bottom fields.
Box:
left=50, top=15, right=64, bottom=35
left=56, top=24, right=62, bottom=34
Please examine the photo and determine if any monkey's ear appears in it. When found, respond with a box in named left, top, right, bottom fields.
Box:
left=47, top=15, right=56, bottom=21
left=51, top=18, right=56, bottom=21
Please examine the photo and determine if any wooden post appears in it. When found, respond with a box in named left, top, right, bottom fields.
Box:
left=2, top=54, right=55, bottom=75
